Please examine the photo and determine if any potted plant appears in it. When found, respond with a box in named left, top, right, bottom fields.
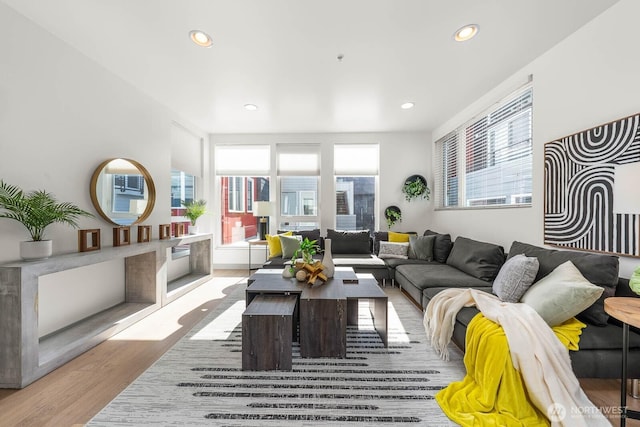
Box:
left=385, top=206, right=402, bottom=229
left=0, top=180, right=94, bottom=260
left=402, top=174, right=430, bottom=202
left=288, top=237, right=321, bottom=277
left=181, top=199, right=207, bottom=234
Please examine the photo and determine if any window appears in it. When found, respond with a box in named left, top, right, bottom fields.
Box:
left=277, top=144, right=320, bottom=231
left=334, top=144, right=378, bottom=232
left=435, top=83, right=533, bottom=209
left=171, top=170, right=196, bottom=208
left=215, top=145, right=271, bottom=245
left=227, top=177, right=244, bottom=213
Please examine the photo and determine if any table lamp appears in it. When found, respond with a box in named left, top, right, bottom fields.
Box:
left=253, top=201, right=273, bottom=240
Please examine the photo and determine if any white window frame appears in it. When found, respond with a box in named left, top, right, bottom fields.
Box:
left=227, top=177, right=245, bottom=213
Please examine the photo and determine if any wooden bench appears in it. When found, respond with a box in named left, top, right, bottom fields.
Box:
left=242, top=294, right=297, bottom=371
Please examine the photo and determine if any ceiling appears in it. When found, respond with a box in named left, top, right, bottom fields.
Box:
left=2, top=0, right=619, bottom=134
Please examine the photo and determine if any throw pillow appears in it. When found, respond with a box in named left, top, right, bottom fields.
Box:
left=280, top=234, right=302, bottom=259
left=265, top=231, right=293, bottom=258
left=446, top=237, right=505, bottom=282
left=423, top=230, right=454, bottom=263
left=389, top=231, right=411, bottom=243
left=492, top=254, right=539, bottom=303
left=520, top=261, right=604, bottom=327
left=377, top=241, right=410, bottom=259
left=408, top=235, right=436, bottom=261
left=508, top=241, right=619, bottom=326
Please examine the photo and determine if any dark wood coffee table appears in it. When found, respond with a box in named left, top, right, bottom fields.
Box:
left=246, top=267, right=388, bottom=359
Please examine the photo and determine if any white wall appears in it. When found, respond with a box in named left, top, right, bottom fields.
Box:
left=209, top=132, right=431, bottom=268
left=0, top=4, right=207, bottom=331
left=430, top=0, right=640, bottom=278
left=0, top=4, right=207, bottom=264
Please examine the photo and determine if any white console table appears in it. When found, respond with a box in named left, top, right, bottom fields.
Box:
left=0, top=233, right=212, bottom=388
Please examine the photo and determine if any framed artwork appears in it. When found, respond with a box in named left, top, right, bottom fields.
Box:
left=544, top=113, right=640, bottom=257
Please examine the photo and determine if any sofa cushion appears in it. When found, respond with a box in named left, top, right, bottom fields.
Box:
left=445, top=237, right=505, bottom=282
left=278, top=229, right=323, bottom=250
left=423, top=230, right=453, bottom=263
left=333, top=254, right=387, bottom=269
left=520, top=261, right=604, bottom=327
left=327, top=229, right=371, bottom=254
left=389, top=231, right=411, bottom=242
left=374, top=231, right=417, bottom=255
left=408, top=235, right=435, bottom=261
left=396, top=263, right=490, bottom=291
left=265, top=231, right=293, bottom=258
left=378, top=241, right=409, bottom=259
left=280, top=234, right=302, bottom=259
left=508, top=241, right=619, bottom=326
left=492, top=254, right=539, bottom=302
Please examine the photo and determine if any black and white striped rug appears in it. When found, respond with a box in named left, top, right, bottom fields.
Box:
left=89, top=285, right=464, bottom=426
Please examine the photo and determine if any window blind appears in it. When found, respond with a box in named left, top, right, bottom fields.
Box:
left=277, top=144, right=320, bottom=176
left=435, top=83, right=533, bottom=208
left=215, top=145, right=270, bottom=176
left=171, top=122, right=202, bottom=177
left=334, top=144, right=379, bottom=175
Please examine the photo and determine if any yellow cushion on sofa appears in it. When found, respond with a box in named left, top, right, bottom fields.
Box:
left=265, top=231, right=293, bottom=258
left=389, top=231, right=411, bottom=243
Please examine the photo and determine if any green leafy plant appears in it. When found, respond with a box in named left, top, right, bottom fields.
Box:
left=288, top=237, right=320, bottom=274
left=0, top=180, right=94, bottom=241
left=385, top=207, right=402, bottom=229
left=181, top=199, right=207, bottom=226
left=402, top=176, right=430, bottom=202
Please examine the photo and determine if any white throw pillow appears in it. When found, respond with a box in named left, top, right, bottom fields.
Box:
left=520, top=260, right=604, bottom=327
left=377, top=241, right=409, bottom=259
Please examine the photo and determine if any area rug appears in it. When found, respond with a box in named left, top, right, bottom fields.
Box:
left=88, top=284, right=465, bottom=426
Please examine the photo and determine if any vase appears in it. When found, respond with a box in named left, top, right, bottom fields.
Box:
left=20, top=240, right=53, bottom=260
left=322, top=238, right=335, bottom=278
left=189, top=225, right=199, bottom=235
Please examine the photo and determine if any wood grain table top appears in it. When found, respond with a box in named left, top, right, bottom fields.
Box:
left=604, top=297, right=640, bottom=329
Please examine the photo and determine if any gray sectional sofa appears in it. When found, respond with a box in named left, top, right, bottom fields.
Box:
left=392, top=232, right=640, bottom=379
left=262, top=227, right=639, bottom=378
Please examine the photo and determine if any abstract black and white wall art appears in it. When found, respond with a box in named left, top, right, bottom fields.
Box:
left=544, top=113, right=640, bottom=257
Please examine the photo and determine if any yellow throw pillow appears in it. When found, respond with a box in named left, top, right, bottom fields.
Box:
left=389, top=231, right=410, bottom=243
left=266, top=231, right=293, bottom=258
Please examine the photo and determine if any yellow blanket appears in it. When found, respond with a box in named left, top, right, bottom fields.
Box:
left=436, top=313, right=585, bottom=426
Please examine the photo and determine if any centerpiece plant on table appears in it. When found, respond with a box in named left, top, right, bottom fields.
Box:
left=288, top=237, right=321, bottom=276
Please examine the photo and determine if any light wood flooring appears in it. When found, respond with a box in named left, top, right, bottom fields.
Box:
left=0, top=269, right=638, bottom=426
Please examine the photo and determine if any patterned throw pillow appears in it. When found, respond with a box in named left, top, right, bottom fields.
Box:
left=492, top=254, right=539, bottom=302
left=377, top=241, right=409, bottom=259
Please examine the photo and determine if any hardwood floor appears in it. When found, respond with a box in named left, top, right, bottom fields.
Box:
left=0, top=270, right=637, bottom=426
left=0, top=269, right=248, bottom=427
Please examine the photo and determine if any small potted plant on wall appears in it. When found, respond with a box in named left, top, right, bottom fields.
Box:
left=181, top=199, right=207, bottom=234
left=385, top=206, right=402, bottom=229
left=0, top=180, right=94, bottom=260
left=402, top=174, right=430, bottom=202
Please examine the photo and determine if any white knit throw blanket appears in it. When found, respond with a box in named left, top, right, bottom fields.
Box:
left=424, top=287, right=611, bottom=426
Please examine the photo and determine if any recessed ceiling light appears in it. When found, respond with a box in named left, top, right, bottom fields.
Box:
left=454, top=24, right=479, bottom=42
left=401, top=102, right=415, bottom=110
left=189, top=30, right=212, bottom=48
left=244, top=104, right=258, bottom=111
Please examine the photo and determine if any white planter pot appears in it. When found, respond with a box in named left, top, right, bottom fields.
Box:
left=20, top=240, right=53, bottom=260
left=189, top=225, right=199, bottom=235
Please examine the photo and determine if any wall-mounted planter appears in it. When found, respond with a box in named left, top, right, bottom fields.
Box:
left=384, top=205, right=402, bottom=229
left=402, top=174, right=430, bottom=202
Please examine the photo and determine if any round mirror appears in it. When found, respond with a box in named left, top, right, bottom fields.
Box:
left=90, top=158, right=156, bottom=226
